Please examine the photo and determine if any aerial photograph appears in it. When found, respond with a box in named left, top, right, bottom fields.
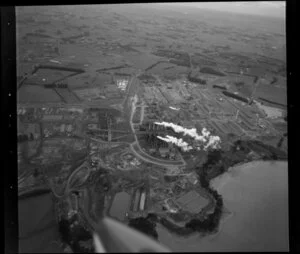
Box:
left=17, top=2, right=288, bottom=253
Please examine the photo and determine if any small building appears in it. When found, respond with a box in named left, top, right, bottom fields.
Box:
left=149, top=148, right=156, bottom=154
left=60, top=124, right=66, bottom=132
left=187, top=172, right=198, bottom=185
left=159, top=147, right=169, bottom=158
left=87, top=123, right=98, bottom=130
left=164, top=198, right=179, bottom=213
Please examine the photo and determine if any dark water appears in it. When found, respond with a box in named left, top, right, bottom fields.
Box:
left=18, top=192, right=62, bottom=253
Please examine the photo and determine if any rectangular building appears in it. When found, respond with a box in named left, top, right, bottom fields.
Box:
left=139, top=192, right=146, bottom=211
left=132, top=189, right=141, bottom=212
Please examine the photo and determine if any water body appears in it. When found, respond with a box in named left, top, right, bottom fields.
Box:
left=109, top=192, right=131, bottom=221
left=157, top=161, right=289, bottom=252
left=18, top=192, right=62, bottom=253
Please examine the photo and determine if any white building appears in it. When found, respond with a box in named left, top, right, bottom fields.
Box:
left=139, top=192, right=146, bottom=211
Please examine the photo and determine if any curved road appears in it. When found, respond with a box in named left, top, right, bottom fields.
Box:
left=49, top=160, right=89, bottom=198
left=128, top=93, right=186, bottom=167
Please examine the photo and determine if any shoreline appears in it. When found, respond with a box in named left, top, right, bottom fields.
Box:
left=205, top=206, right=234, bottom=240
left=211, top=159, right=287, bottom=189
left=154, top=159, right=287, bottom=239
left=201, top=159, right=288, bottom=239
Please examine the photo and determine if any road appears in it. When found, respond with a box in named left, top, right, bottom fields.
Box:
left=130, top=142, right=185, bottom=166
left=122, top=72, right=141, bottom=113
left=48, top=160, right=89, bottom=199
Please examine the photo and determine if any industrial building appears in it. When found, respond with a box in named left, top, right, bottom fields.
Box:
left=131, top=188, right=147, bottom=212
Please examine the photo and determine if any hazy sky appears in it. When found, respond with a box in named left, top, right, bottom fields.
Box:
left=161, top=2, right=285, bottom=19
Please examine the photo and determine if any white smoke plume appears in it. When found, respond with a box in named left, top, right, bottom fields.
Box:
left=203, top=135, right=221, bottom=150
left=154, top=121, right=221, bottom=151
left=169, top=106, right=180, bottom=111
left=157, top=135, right=193, bottom=151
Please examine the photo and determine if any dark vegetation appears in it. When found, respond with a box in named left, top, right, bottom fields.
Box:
left=235, top=81, right=245, bottom=88
left=128, top=216, right=158, bottom=239
left=23, top=32, right=53, bottom=39
left=277, top=136, right=285, bottom=149
left=164, top=175, right=179, bottom=183
left=37, top=64, right=85, bottom=73
left=169, top=58, right=190, bottom=67
left=253, top=76, right=259, bottom=83
left=159, top=217, right=194, bottom=236
left=270, top=76, right=278, bottom=85
left=61, top=32, right=89, bottom=43
left=96, top=64, right=131, bottom=72
left=185, top=188, right=223, bottom=233
left=58, top=217, right=94, bottom=253
left=213, top=84, right=227, bottom=90
left=144, top=60, right=170, bottom=72
left=18, top=189, right=51, bottom=200
left=188, top=70, right=207, bottom=85
left=200, top=67, right=226, bottom=76
left=258, top=97, right=286, bottom=107
left=119, top=44, right=140, bottom=53
left=44, top=83, right=68, bottom=88
left=88, top=168, right=111, bottom=192
left=152, top=49, right=190, bottom=67
left=222, top=91, right=249, bottom=104
left=191, top=53, right=217, bottom=67
left=18, top=133, right=34, bottom=143
left=140, top=133, right=169, bottom=148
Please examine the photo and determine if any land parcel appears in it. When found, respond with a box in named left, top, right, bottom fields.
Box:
left=176, top=190, right=209, bottom=213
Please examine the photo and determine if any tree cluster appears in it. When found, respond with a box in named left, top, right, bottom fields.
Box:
left=185, top=162, right=224, bottom=233
left=128, top=217, right=158, bottom=240
left=144, top=134, right=168, bottom=148
left=18, top=133, right=34, bottom=143
left=58, top=219, right=93, bottom=253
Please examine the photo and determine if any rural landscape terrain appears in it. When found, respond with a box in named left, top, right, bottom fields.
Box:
left=17, top=4, right=287, bottom=253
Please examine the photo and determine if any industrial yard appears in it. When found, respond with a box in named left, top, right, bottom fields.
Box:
left=17, top=4, right=287, bottom=253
